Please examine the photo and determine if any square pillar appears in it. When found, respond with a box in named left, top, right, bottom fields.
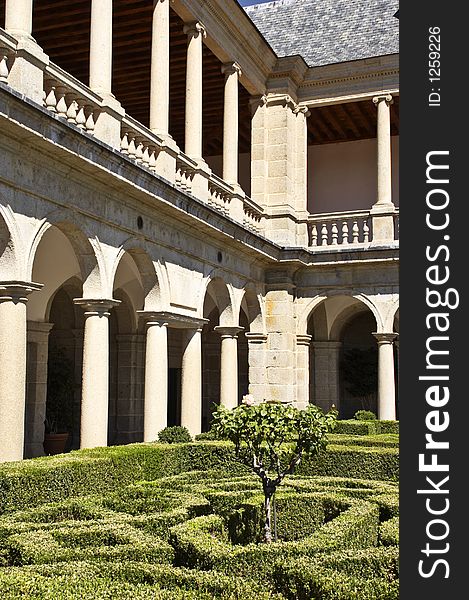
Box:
left=311, top=341, right=342, bottom=412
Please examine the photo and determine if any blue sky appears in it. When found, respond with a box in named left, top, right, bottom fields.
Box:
left=238, top=0, right=272, bottom=6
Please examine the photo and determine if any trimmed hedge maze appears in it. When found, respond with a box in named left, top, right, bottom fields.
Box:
left=0, top=439, right=399, bottom=599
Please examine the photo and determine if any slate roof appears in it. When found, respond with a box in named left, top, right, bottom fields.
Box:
left=244, top=0, right=399, bottom=67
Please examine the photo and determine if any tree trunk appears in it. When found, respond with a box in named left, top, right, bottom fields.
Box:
left=263, top=486, right=275, bottom=543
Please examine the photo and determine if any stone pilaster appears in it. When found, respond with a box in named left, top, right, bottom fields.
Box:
left=373, top=332, right=397, bottom=420
left=25, top=321, right=53, bottom=458
left=264, top=271, right=296, bottom=404
left=0, top=281, right=42, bottom=463
left=250, top=94, right=308, bottom=246
left=184, top=22, right=206, bottom=161
left=113, top=333, right=145, bottom=444
left=310, top=341, right=342, bottom=412
left=74, top=298, right=120, bottom=449
left=214, top=326, right=243, bottom=409
left=245, top=332, right=268, bottom=403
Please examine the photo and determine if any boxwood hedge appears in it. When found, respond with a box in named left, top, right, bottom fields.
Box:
left=0, top=441, right=398, bottom=514
left=0, top=438, right=399, bottom=598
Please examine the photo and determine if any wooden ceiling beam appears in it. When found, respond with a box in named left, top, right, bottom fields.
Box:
left=338, top=103, right=362, bottom=138
left=354, top=102, right=375, bottom=136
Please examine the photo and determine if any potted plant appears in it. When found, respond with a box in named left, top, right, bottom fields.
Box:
left=43, top=346, right=75, bottom=455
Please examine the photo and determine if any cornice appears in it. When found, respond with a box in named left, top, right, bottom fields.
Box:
left=172, top=0, right=276, bottom=94
left=302, top=68, right=399, bottom=90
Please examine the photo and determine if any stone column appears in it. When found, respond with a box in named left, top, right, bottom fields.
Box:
left=4, top=0, right=48, bottom=103
left=89, top=0, right=113, bottom=96
left=140, top=314, right=169, bottom=441
left=25, top=321, right=54, bottom=458
left=5, top=0, right=33, bottom=38
left=88, top=0, right=124, bottom=147
left=180, top=327, right=202, bottom=437
left=150, top=0, right=170, bottom=136
left=296, top=334, right=312, bottom=409
left=373, top=95, right=394, bottom=208
left=222, top=62, right=241, bottom=185
left=214, top=326, right=243, bottom=409
left=183, top=22, right=206, bottom=160
left=0, top=281, right=42, bottom=463
left=74, top=299, right=119, bottom=449
left=371, top=95, right=395, bottom=243
left=373, top=333, right=397, bottom=420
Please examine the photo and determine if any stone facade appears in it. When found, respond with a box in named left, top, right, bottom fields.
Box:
left=0, top=0, right=399, bottom=462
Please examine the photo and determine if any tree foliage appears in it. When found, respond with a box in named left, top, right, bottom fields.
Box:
left=212, top=399, right=337, bottom=542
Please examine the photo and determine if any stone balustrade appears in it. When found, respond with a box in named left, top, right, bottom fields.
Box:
left=43, top=62, right=102, bottom=135
left=309, top=210, right=372, bottom=249
left=208, top=174, right=232, bottom=216
left=0, top=29, right=16, bottom=83
left=175, top=153, right=197, bottom=194
left=243, top=197, right=264, bottom=234
left=120, top=114, right=166, bottom=173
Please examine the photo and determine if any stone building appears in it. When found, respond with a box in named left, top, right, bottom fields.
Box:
left=0, top=0, right=399, bottom=463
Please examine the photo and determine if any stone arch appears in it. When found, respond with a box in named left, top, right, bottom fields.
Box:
left=305, top=293, right=381, bottom=418
left=239, top=284, right=265, bottom=333
left=202, top=276, right=235, bottom=326
left=299, top=291, right=382, bottom=336
left=111, top=239, right=167, bottom=312
left=0, top=204, right=22, bottom=280
left=329, top=301, right=378, bottom=341
left=27, top=210, right=104, bottom=298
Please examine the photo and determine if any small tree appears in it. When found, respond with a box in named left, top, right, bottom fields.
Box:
left=212, top=398, right=337, bottom=543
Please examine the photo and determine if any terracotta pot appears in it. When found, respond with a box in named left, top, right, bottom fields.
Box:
left=43, top=432, right=69, bottom=456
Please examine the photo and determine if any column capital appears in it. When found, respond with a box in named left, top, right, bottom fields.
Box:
left=0, top=281, right=43, bottom=303
left=183, top=21, right=207, bottom=39
left=137, top=310, right=169, bottom=328
left=222, top=62, right=242, bottom=78
left=373, top=94, right=393, bottom=106
left=214, top=325, right=244, bottom=339
left=73, top=298, right=121, bottom=315
left=293, top=104, right=311, bottom=117
left=297, top=334, right=312, bottom=346
left=373, top=332, right=398, bottom=344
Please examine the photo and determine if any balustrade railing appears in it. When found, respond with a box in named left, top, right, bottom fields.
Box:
left=208, top=174, right=232, bottom=216
left=243, top=197, right=263, bottom=234
left=120, top=114, right=166, bottom=173
left=0, top=30, right=16, bottom=84
left=308, top=210, right=372, bottom=249
left=43, top=62, right=101, bottom=134
left=175, top=153, right=197, bottom=194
